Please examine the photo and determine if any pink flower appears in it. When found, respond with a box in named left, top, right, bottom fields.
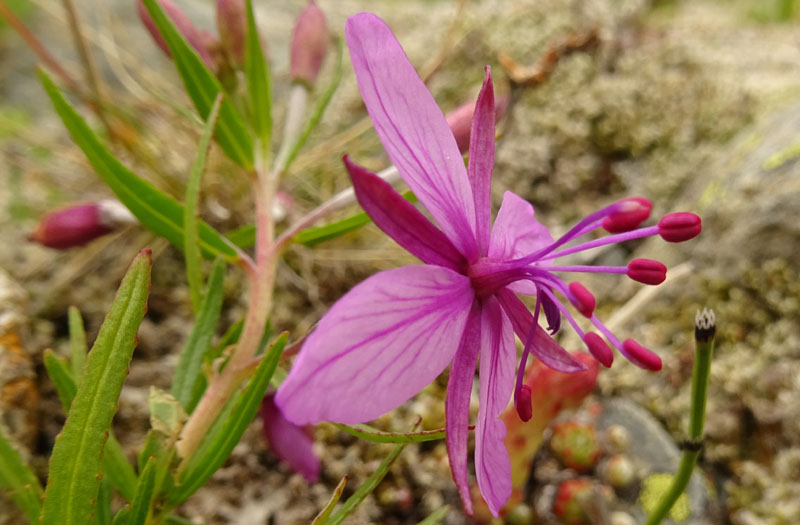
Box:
left=260, top=394, right=320, bottom=483
left=276, top=13, right=700, bottom=516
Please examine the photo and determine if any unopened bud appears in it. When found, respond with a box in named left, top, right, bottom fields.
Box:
left=29, top=200, right=135, bottom=249
left=515, top=384, right=532, bottom=422
left=602, top=197, right=652, bottom=233
left=568, top=282, right=596, bottom=318
left=445, top=94, right=510, bottom=153
left=137, top=0, right=216, bottom=68
left=658, top=212, right=701, bottom=242
left=622, top=339, right=662, bottom=371
left=694, top=308, right=716, bottom=343
left=583, top=332, right=613, bottom=368
left=289, top=1, right=329, bottom=87
left=627, top=259, right=666, bottom=285
left=216, top=0, right=246, bottom=65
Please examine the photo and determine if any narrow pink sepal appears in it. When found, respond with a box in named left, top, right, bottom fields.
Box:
left=445, top=301, right=482, bottom=516
left=345, top=13, right=479, bottom=261
left=446, top=95, right=509, bottom=154
left=497, top=290, right=588, bottom=373
left=475, top=297, right=515, bottom=516
left=275, top=265, right=474, bottom=424
left=261, top=394, right=320, bottom=483
left=489, top=191, right=553, bottom=262
left=344, top=155, right=464, bottom=271
left=621, top=339, right=662, bottom=371
left=467, top=67, right=496, bottom=255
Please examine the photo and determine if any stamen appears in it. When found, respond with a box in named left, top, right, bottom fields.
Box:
left=538, top=226, right=659, bottom=261
left=602, top=197, right=652, bottom=233
left=621, top=339, right=662, bottom=371
left=516, top=385, right=532, bottom=422
left=583, top=332, right=613, bottom=368
left=567, top=282, right=596, bottom=318
left=626, top=259, right=667, bottom=285
left=514, top=291, right=540, bottom=422
left=546, top=265, right=629, bottom=275
left=658, top=212, right=702, bottom=242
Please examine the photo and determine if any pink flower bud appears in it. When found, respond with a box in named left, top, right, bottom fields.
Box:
left=289, top=1, right=329, bottom=86
left=583, top=332, right=613, bottom=368
left=260, top=393, right=320, bottom=483
left=446, top=94, right=509, bottom=153
left=568, top=282, right=596, bottom=318
left=658, top=212, right=702, bottom=242
left=515, top=384, right=532, bottom=422
left=622, top=339, right=662, bottom=371
left=216, top=0, right=246, bottom=65
left=137, top=0, right=216, bottom=69
left=601, top=197, right=652, bottom=233
left=29, top=200, right=135, bottom=249
left=626, top=258, right=666, bottom=285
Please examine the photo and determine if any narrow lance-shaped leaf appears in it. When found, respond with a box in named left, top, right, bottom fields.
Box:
left=141, top=0, right=254, bottom=168
left=312, top=476, right=347, bottom=525
left=0, top=427, right=43, bottom=522
left=416, top=506, right=450, bottom=525
left=245, top=0, right=271, bottom=144
left=96, top=479, right=113, bottom=525
left=42, top=349, right=138, bottom=502
left=169, top=333, right=287, bottom=505
left=68, top=306, right=87, bottom=379
left=334, top=422, right=453, bottom=444
left=277, top=36, right=344, bottom=175
left=171, top=256, right=226, bottom=409
left=38, top=70, right=239, bottom=262
left=127, top=456, right=157, bottom=525
left=40, top=250, right=152, bottom=525
left=185, top=93, right=224, bottom=314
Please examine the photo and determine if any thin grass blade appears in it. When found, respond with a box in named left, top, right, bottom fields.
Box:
left=0, top=427, right=43, bottom=522
left=312, top=476, right=347, bottom=525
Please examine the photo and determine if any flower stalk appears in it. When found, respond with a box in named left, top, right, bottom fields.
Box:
left=645, top=308, right=716, bottom=525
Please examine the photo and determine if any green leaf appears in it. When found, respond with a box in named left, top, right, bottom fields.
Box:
left=169, top=333, right=287, bottom=505
left=416, top=506, right=450, bottom=525
left=226, top=224, right=255, bottom=249
left=185, top=94, right=224, bottom=314
left=312, top=476, right=347, bottom=525
left=111, top=507, right=130, bottom=525
left=127, top=456, right=157, bottom=525
left=0, top=426, right=43, bottom=522
left=327, top=441, right=410, bottom=525
left=96, top=479, right=113, bottom=525
left=295, top=192, right=418, bottom=246
left=244, top=0, right=271, bottom=144
left=68, top=306, right=87, bottom=379
left=42, top=349, right=138, bottom=502
left=40, top=250, right=152, bottom=525
left=334, top=422, right=449, bottom=444
left=277, top=36, right=344, bottom=175
left=141, top=0, right=254, bottom=169
left=171, top=256, right=226, bottom=409
left=38, top=70, right=239, bottom=262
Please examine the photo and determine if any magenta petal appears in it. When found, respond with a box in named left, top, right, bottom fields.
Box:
left=475, top=297, right=515, bottom=516
left=345, top=13, right=479, bottom=261
left=261, top=394, right=320, bottom=483
left=497, top=290, right=588, bottom=373
left=445, top=301, right=482, bottom=516
left=468, top=67, right=496, bottom=255
left=345, top=156, right=465, bottom=271
left=276, top=265, right=474, bottom=424
left=489, top=191, right=553, bottom=261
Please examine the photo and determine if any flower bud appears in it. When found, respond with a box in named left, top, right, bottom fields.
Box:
left=515, top=384, right=532, bottom=422
left=289, top=1, right=329, bottom=86
left=568, top=282, right=596, bottom=318
left=622, top=339, right=662, bottom=371
left=626, top=258, right=666, bottom=285
left=137, top=0, right=216, bottom=69
left=658, top=212, right=702, bottom=242
left=216, top=0, right=246, bottom=65
left=446, top=94, right=510, bottom=153
left=602, top=197, right=652, bottom=233
left=29, top=200, right=135, bottom=249
left=583, top=332, right=613, bottom=368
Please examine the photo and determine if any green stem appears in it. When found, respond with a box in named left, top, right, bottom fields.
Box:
left=645, top=310, right=715, bottom=525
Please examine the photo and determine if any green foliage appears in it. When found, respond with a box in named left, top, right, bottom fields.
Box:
left=313, top=476, right=348, bottom=524
left=40, top=251, right=152, bottom=525
left=127, top=456, right=158, bottom=525
left=141, top=0, right=254, bottom=169
left=416, top=506, right=450, bottom=525
left=38, top=70, right=239, bottom=262
left=67, top=306, right=87, bottom=379
left=335, top=422, right=447, bottom=444
left=245, top=0, right=272, bottom=145
left=0, top=426, right=43, bottom=522
left=169, top=333, right=287, bottom=504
